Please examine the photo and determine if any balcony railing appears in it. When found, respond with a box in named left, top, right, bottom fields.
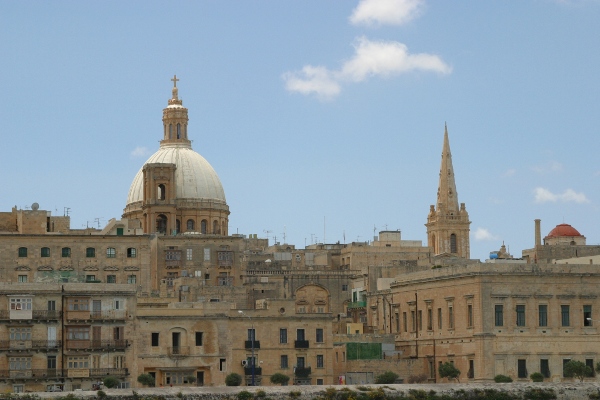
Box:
left=66, top=310, right=126, bottom=321
left=167, top=346, right=190, bottom=357
left=90, top=368, right=128, bottom=377
left=294, top=366, right=311, bottom=377
left=0, top=310, right=62, bottom=321
left=0, top=369, right=65, bottom=379
left=0, top=340, right=61, bottom=351
left=347, top=301, right=367, bottom=309
left=244, top=340, right=260, bottom=349
left=66, top=340, right=127, bottom=351
left=294, top=340, right=309, bottom=349
left=244, top=367, right=262, bottom=376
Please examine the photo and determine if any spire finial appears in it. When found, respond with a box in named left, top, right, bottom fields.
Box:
left=170, top=75, right=180, bottom=101
left=171, top=74, right=179, bottom=88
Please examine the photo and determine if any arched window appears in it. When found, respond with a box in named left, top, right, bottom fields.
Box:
left=62, top=247, right=71, bottom=258
left=106, top=248, right=116, bottom=258
left=177, top=123, right=181, bottom=139
left=158, top=184, right=166, bottom=200
left=201, top=220, right=207, bottom=234
left=176, top=219, right=181, bottom=233
left=222, top=221, right=226, bottom=236
left=432, top=234, right=436, bottom=254
left=212, top=220, right=218, bottom=234
left=18, top=247, right=28, bottom=257
left=187, top=219, right=195, bottom=231
left=450, top=234, right=457, bottom=254
left=41, top=247, right=50, bottom=257
left=169, top=124, right=172, bottom=139
left=156, top=214, right=168, bottom=234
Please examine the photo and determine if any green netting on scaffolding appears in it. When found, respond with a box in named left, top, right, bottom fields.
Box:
left=346, top=342, right=382, bottom=360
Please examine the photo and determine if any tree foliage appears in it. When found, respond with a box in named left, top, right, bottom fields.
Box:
left=270, top=373, right=290, bottom=385
left=563, top=360, right=591, bottom=381
left=439, top=362, right=460, bottom=382
left=137, top=374, right=155, bottom=387
left=530, top=372, right=544, bottom=382
left=494, top=375, right=513, bottom=383
left=102, top=376, right=120, bottom=388
left=375, top=371, right=399, bottom=384
left=225, top=372, right=243, bottom=386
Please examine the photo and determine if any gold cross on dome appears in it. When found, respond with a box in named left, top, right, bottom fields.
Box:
left=171, top=74, right=179, bottom=88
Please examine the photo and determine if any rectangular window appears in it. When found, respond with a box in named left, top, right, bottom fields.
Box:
left=317, top=379, right=324, bottom=385
left=9, top=357, right=32, bottom=370
left=586, top=359, right=595, bottom=377
left=114, top=300, right=123, bottom=310
left=67, top=327, right=90, bottom=340
left=17, top=275, right=28, bottom=283
left=247, top=328, right=256, bottom=342
left=316, top=328, right=324, bottom=343
left=85, top=275, right=96, bottom=282
left=151, top=333, right=159, bottom=347
left=127, top=248, right=137, bottom=258
left=342, top=284, right=348, bottom=291
left=106, top=248, right=116, bottom=258
left=18, top=247, right=27, bottom=257
left=280, top=328, right=288, bottom=344
left=584, top=305, right=592, bottom=326
left=113, top=326, right=124, bottom=340
left=495, top=305, right=504, bottom=327
left=297, top=356, right=305, bottom=368
left=403, top=312, right=408, bottom=332
left=540, top=359, right=550, bottom=378
left=10, top=327, right=32, bottom=340
left=316, top=354, right=324, bottom=368
left=195, top=332, right=203, bottom=346
left=418, top=310, right=423, bottom=331
left=467, top=304, right=473, bottom=328
left=62, top=247, right=71, bottom=257
left=204, top=248, right=211, bottom=261
left=86, top=247, right=95, bottom=258
left=47, top=356, right=57, bottom=369
left=468, top=360, right=475, bottom=379
left=518, top=359, right=527, bottom=378
left=127, top=275, right=137, bottom=284
left=67, top=356, right=89, bottom=369
left=281, top=355, right=288, bottom=369
left=186, top=248, right=193, bottom=261
left=67, top=298, right=89, bottom=311
left=411, top=310, right=416, bottom=331
left=220, top=359, right=226, bottom=372
left=448, top=306, right=454, bottom=329
left=427, top=308, right=433, bottom=330
left=48, top=300, right=56, bottom=311
left=41, top=247, right=50, bottom=257
left=296, top=329, right=305, bottom=341
left=437, top=308, right=442, bottom=329
left=10, top=298, right=32, bottom=310
left=107, top=275, right=117, bottom=284
left=539, top=305, right=548, bottom=327
left=516, top=305, right=526, bottom=327
left=561, top=305, right=570, bottom=326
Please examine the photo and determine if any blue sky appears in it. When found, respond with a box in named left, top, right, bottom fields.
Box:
left=1, top=0, right=599, bottom=261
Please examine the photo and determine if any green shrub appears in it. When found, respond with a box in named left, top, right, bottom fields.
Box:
left=270, top=373, right=290, bottom=386
left=226, top=372, right=243, bottom=386
left=375, top=371, right=399, bottom=384
left=97, top=391, right=107, bottom=399
left=289, top=391, right=301, bottom=399
left=494, top=374, right=513, bottom=383
left=564, top=360, right=592, bottom=381
left=530, top=372, right=544, bottom=382
left=523, top=388, right=557, bottom=400
left=256, top=390, right=267, bottom=398
left=103, top=376, right=119, bottom=388
left=439, top=362, right=460, bottom=382
left=237, top=390, right=253, bottom=400
left=137, top=373, right=155, bottom=387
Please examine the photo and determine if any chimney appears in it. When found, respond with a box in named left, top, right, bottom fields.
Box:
left=535, top=219, right=541, bottom=247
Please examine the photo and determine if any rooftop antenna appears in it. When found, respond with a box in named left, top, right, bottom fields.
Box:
left=94, top=218, right=102, bottom=229
left=343, top=230, right=346, bottom=244
left=282, top=226, right=287, bottom=244
left=64, top=207, right=70, bottom=217
left=263, top=229, right=272, bottom=245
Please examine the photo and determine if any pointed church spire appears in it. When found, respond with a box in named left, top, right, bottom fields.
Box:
left=426, top=123, right=471, bottom=258
left=436, top=123, right=459, bottom=213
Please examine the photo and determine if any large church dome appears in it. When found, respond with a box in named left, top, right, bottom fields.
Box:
left=123, top=76, right=229, bottom=235
left=126, top=145, right=226, bottom=205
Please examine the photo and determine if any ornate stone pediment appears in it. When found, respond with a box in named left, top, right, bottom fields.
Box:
left=37, top=266, right=53, bottom=271
left=84, top=266, right=99, bottom=271
left=15, top=266, right=31, bottom=271
left=103, top=266, right=119, bottom=271
left=59, top=266, right=74, bottom=271
left=124, top=266, right=140, bottom=271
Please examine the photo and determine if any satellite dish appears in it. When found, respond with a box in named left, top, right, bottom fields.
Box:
left=31, top=203, right=39, bottom=211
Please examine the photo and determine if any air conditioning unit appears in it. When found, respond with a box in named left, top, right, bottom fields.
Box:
left=241, top=360, right=248, bottom=366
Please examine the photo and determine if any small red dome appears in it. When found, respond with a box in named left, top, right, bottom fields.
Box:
left=546, top=223, right=582, bottom=238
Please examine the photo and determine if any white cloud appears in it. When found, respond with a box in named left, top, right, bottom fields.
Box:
left=283, top=37, right=450, bottom=99
left=532, top=161, right=563, bottom=174
left=533, top=187, right=590, bottom=204
left=283, top=66, right=341, bottom=100
left=502, top=168, right=516, bottom=177
left=350, top=0, right=424, bottom=26
left=130, top=146, right=150, bottom=158
left=473, top=227, right=499, bottom=241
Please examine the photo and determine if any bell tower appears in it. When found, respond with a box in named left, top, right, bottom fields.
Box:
left=425, top=124, right=471, bottom=258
